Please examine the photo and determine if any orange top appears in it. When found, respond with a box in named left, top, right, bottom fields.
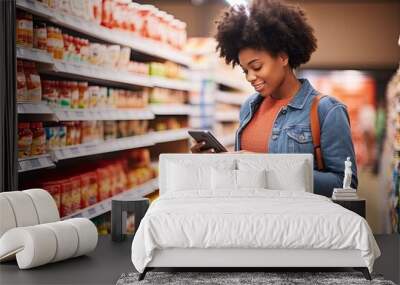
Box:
left=241, top=96, right=293, bottom=153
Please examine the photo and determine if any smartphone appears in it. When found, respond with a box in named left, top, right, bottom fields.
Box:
left=188, top=130, right=228, bottom=153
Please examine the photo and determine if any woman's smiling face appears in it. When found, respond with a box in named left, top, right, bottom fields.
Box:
left=238, top=48, right=288, bottom=97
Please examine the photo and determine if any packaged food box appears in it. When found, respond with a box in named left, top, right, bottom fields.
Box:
left=30, top=122, right=46, bottom=155
left=59, top=179, right=73, bottom=217
left=16, top=60, right=28, bottom=102
left=96, top=167, right=111, bottom=201
left=42, top=181, right=61, bottom=213
left=18, top=122, right=33, bottom=158
left=69, top=176, right=81, bottom=213
left=80, top=171, right=98, bottom=208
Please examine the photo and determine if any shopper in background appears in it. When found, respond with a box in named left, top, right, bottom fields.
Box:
left=190, top=0, right=358, bottom=197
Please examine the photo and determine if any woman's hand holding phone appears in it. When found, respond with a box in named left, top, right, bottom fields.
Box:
left=190, top=140, right=216, bottom=153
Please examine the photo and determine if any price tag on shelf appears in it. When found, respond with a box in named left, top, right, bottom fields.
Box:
left=55, top=149, right=65, bottom=160
left=88, top=208, right=96, bottom=217
left=74, top=110, right=85, bottom=119
left=71, top=213, right=83, bottom=219
left=18, top=156, right=54, bottom=172
left=98, top=203, right=107, bottom=212
left=95, top=110, right=106, bottom=120
left=83, top=144, right=98, bottom=154
left=38, top=156, right=53, bottom=167
left=69, top=147, right=80, bottom=156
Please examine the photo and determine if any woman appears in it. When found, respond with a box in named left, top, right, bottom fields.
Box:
left=191, top=0, right=358, bottom=197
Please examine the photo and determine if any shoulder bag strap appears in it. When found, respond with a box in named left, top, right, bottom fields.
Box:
left=310, top=94, right=327, bottom=171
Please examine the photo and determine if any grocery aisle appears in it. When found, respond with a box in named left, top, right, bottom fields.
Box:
left=14, top=0, right=195, bottom=231
left=7, top=0, right=252, bottom=234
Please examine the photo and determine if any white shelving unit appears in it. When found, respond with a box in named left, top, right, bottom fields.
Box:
left=151, top=128, right=190, bottom=144
left=61, top=178, right=159, bottom=220
left=18, top=154, right=55, bottom=173
left=45, top=61, right=154, bottom=88
left=49, top=129, right=189, bottom=162
left=17, top=102, right=53, bottom=114
left=16, top=0, right=192, bottom=66
left=152, top=76, right=199, bottom=92
left=51, top=134, right=155, bottom=161
left=16, top=46, right=53, bottom=64
left=16, top=46, right=196, bottom=91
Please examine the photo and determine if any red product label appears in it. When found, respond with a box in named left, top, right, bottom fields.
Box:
left=80, top=172, right=98, bottom=207
left=42, top=181, right=61, bottom=213
left=69, top=176, right=81, bottom=212
left=59, top=179, right=73, bottom=217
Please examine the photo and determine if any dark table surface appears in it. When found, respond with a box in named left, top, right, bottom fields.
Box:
left=1, top=234, right=399, bottom=285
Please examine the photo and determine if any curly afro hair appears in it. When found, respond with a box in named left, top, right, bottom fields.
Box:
left=215, top=0, right=317, bottom=69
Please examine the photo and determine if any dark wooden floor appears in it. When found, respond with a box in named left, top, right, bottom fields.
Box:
left=0, top=235, right=398, bottom=285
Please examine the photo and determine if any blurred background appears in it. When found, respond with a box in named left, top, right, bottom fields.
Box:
left=1, top=0, right=399, bottom=235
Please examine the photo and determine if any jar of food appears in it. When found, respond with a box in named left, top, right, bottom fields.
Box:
left=59, top=81, right=71, bottom=108
left=46, top=26, right=56, bottom=58
left=18, top=122, right=33, bottom=158
left=78, top=82, right=89, bottom=108
left=16, top=11, right=33, bottom=47
left=58, top=125, right=67, bottom=148
left=101, top=0, right=113, bottom=28
left=64, top=122, right=76, bottom=146
left=74, top=121, right=82, bottom=145
left=117, top=120, right=128, bottom=138
left=30, top=122, right=46, bottom=155
left=16, top=60, right=28, bottom=102
left=23, top=61, right=41, bottom=103
left=33, top=22, right=47, bottom=50
left=49, top=80, right=59, bottom=107
left=70, top=81, right=79, bottom=108
left=137, top=5, right=153, bottom=38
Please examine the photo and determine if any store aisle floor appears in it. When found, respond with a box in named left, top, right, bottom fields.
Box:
left=358, top=169, right=388, bottom=234
left=0, top=235, right=398, bottom=285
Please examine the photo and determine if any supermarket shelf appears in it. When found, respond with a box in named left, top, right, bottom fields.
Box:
left=45, top=61, right=154, bottom=88
left=61, top=178, right=159, bottom=220
left=151, top=129, right=190, bottom=144
left=17, top=102, right=53, bottom=114
left=18, top=154, right=55, bottom=173
left=216, top=91, right=247, bottom=106
left=53, top=108, right=155, bottom=121
left=150, top=104, right=193, bottom=115
left=16, top=0, right=191, bottom=66
left=17, top=46, right=195, bottom=91
left=152, top=77, right=199, bottom=92
left=215, top=111, right=239, bottom=122
left=16, top=46, right=53, bottom=64
left=50, top=129, right=188, bottom=162
left=218, top=133, right=236, bottom=146
left=51, top=134, right=155, bottom=161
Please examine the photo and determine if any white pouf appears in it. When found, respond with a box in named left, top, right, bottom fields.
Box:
left=0, top=226, right=57, bottom=269
left=0, top=196, right=17, bottom=237
left=0, top=192, right=39, bottom=227
left=24, top=189, right=60, bottom=224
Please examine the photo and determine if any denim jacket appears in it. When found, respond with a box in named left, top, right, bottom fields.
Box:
left=235, top=79, right=358, bottom=197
